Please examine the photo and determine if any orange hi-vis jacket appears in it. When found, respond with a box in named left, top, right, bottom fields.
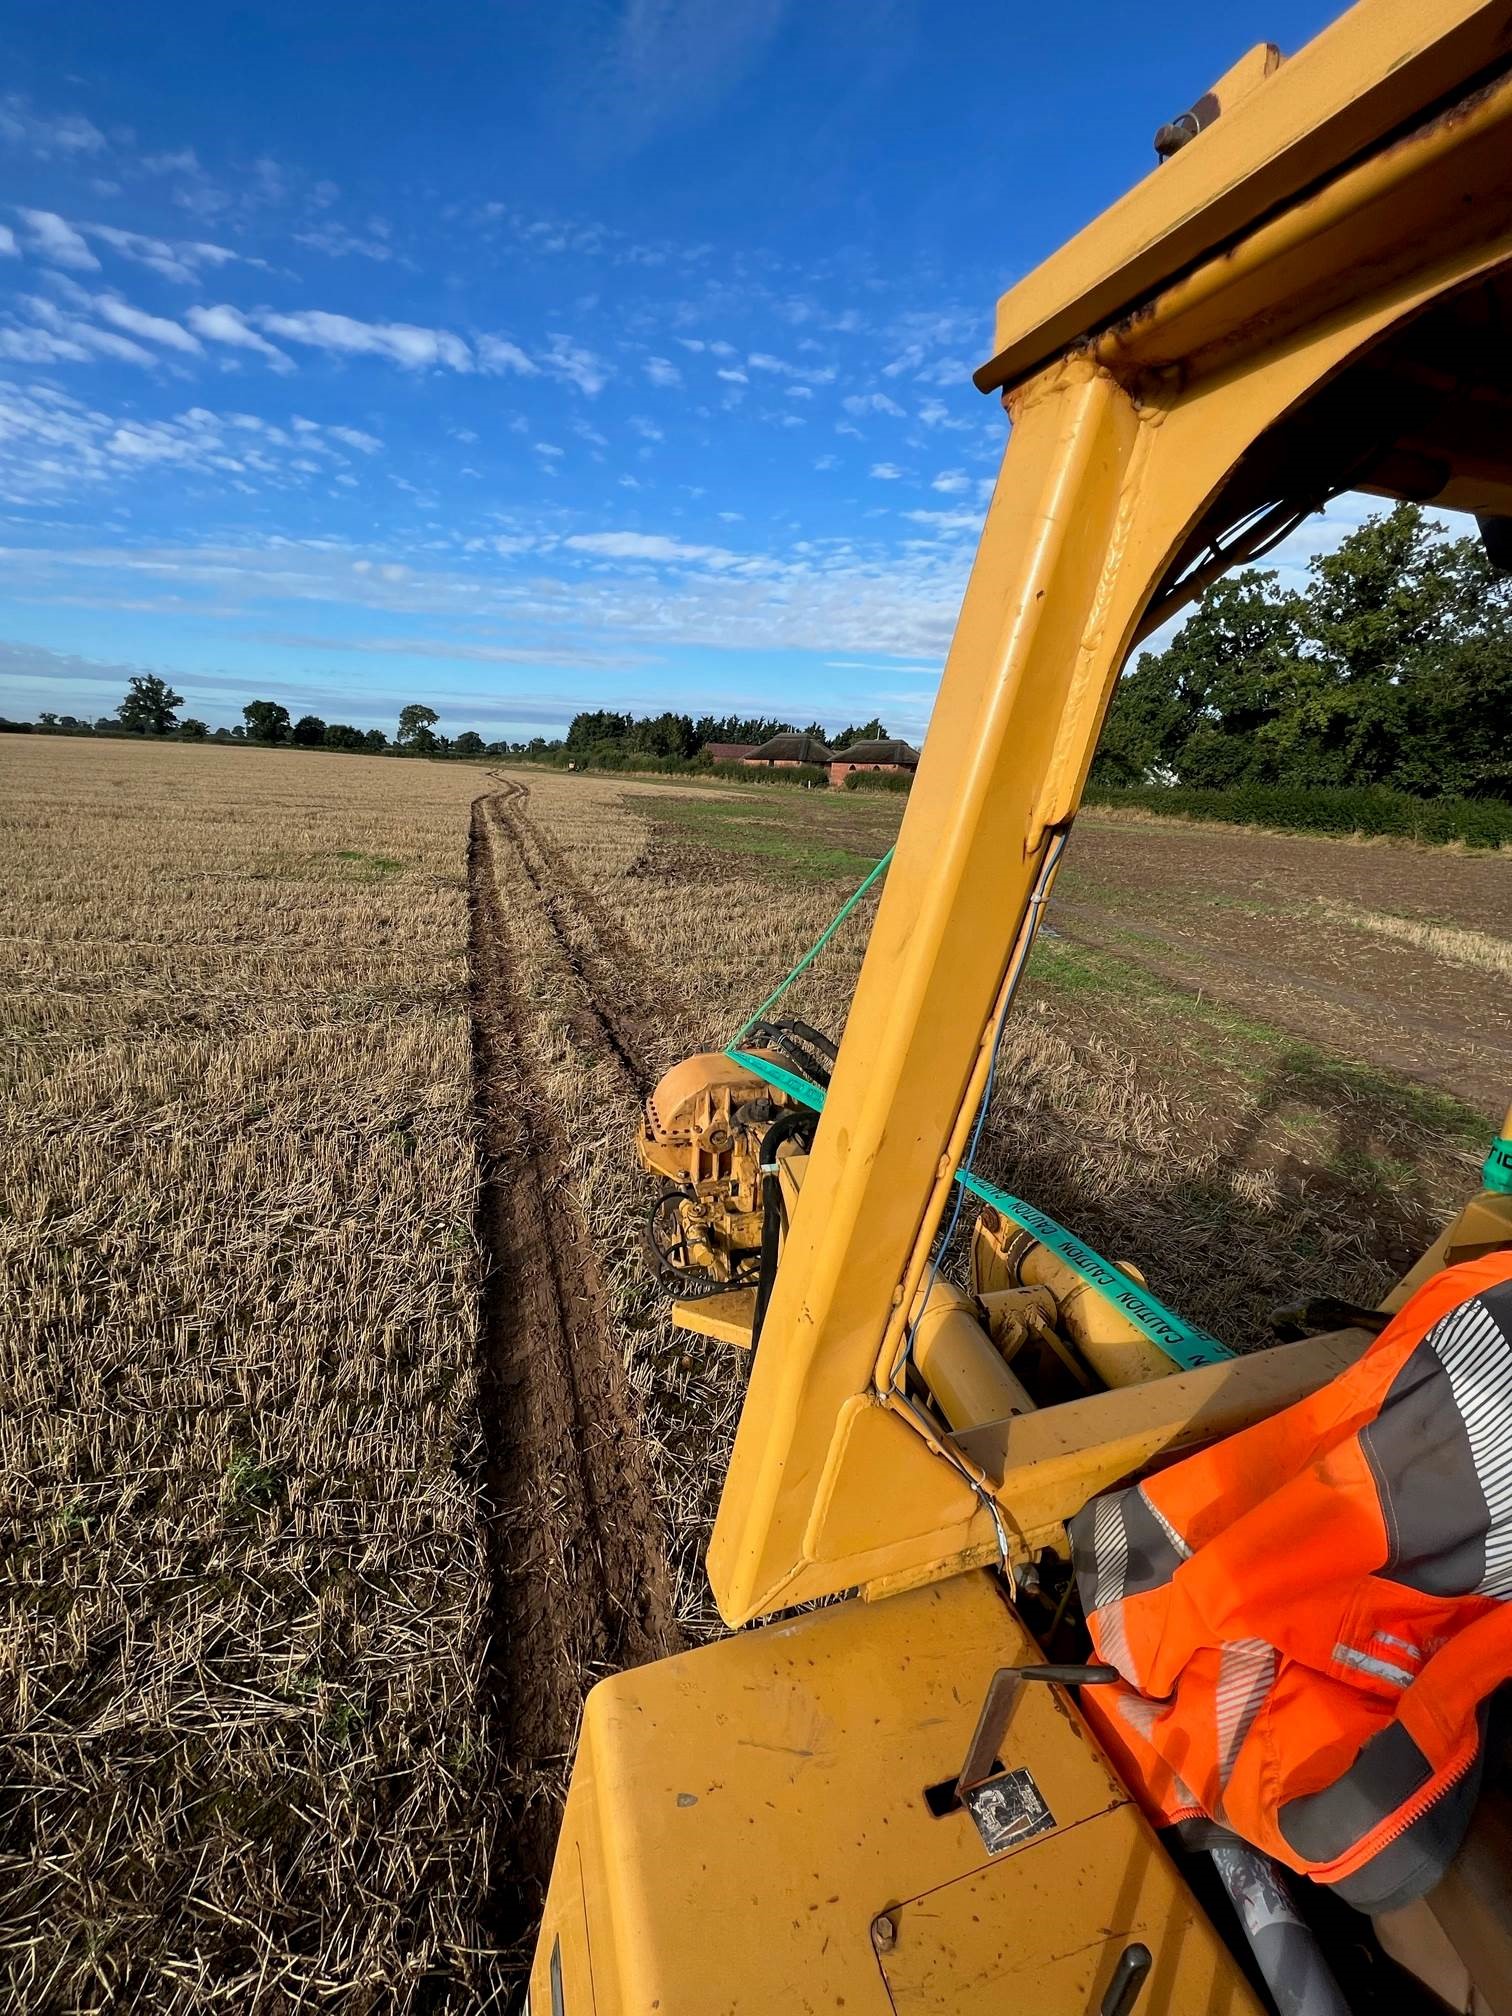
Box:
left=1069, top=1252, right=1512, bottom=1914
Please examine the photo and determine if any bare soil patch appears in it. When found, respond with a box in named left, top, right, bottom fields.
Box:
left=1061, top=814, right=1512, bottom=1119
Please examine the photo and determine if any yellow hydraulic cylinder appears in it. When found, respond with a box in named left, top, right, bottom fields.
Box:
left=1014, top=1242, right=1174, bottom=1389
left=908, top=1277, right=1035, bottom=1431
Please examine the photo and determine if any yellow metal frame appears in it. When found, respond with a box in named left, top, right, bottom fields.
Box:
left=535, top=8, right=1512, bottom=2007
left=709, top=23, right=1512, bottom=1626
left=532, top=1569, right=1261, bottom=2015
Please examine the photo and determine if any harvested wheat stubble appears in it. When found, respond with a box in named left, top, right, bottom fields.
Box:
left=2, top=744, right=1493, bottom=2009
left=1, top=740, right=497, bottom=2012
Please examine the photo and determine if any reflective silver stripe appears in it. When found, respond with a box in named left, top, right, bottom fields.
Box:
left=1215, top=1638, right=1276, bottom=1782
left=1423, top=1297, right=1512, bottom=1598
left=1141, top=1488, right=1191, bottom=1563
left=1097, top=1594, right=1134, bottom=1683
left=1092, top=1494, right=1128, bottom=1611
left=1113, top=1692, right=1201, bottom=1812
left=1332, top=1642, right=1415, bottom=1689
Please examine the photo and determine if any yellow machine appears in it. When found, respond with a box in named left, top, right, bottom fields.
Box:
left=532, top=2, right=1512, bottom=2007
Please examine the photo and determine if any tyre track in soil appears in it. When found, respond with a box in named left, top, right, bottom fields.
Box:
left=486, top=777, right=672, bottom=1100
left=467, top=781, right=681, bottom=1988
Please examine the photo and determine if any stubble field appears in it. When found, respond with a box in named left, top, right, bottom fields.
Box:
left=4, top=737, right=1507, bottom=2009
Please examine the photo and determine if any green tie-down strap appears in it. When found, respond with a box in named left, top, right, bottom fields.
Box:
left=1485, top=1136, right=1512, bottom=1196
left=724, top=1048, right=1232, bottom=1372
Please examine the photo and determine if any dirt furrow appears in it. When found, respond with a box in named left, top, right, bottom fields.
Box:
left=467, top=789, right=681, bottom=1985
left=486, top=778, right=668, bottom=1097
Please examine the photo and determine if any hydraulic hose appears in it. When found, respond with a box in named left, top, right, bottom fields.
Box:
left=1208, top=1843, right=1352, bottom=2016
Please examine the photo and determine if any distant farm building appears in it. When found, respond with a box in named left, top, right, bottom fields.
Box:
left=829, top=737, right=921, bottom=787
left=744, top=732, right=836, bottom=769
left=702, top=742, right=759, bottom=763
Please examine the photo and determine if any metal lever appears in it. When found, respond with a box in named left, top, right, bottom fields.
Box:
left=1100, top=1942, right=1152, bottom=2016
left=956, top=1663, right=1121, bottom=1796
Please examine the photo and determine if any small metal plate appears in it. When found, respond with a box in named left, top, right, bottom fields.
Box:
left=962, top=1767, right=1055, bottom=1855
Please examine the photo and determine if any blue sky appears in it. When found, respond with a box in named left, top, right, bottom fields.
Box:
left=0, top=0, right=1348, bottom=742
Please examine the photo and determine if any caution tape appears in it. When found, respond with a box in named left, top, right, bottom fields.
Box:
left=725, top=1046, right=1232, bottom=1372
left=1485, top=1136, right=1512, bottom=1196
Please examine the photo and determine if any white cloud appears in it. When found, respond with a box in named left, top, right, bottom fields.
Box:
left=543, top=334, right=607, bottom=396
left=294, top=222, right=396, bottom=262
left=844, top=391, right=906, bottom=419
left=914, top=357, right=974, bottom=388
left=0, top=326, right=89, bottom=364
left=813, top=452, right=838, bottom=471
left=85, top=223, right=239, bottom=284
left=18, top=208, right=99, bottom=271
left=903, top=508, right=978, bottom=533
left=644, top=354, right=681, bottom=388
left=535, top=441, right=564, bottom=457
left=477, top=334, right=538, bottom=376
left=870, top=462, right=903, bottom=480
left=0, top=225, right=16, bottom=258
left=931, top=469, right=969, bottom=494
left=95, top=296, right=202, bottom=354
left=748, top=350, right=835, bottom=385
left=630, top=415, right=664, bottom=442
left=16, top=293, right=158, bottom=366
left=260, top=307, right=472, bottom=371
left=328, top=425, right=381, bottom=454
left=717, top=367, right=747, bottom=384
left=187, top=303, right=295, bottom=371
left=563, top=530, right=739, bottom=567
left=0, top=99, right=106, bottom=158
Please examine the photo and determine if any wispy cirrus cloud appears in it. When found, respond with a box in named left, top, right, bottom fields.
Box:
left=0, top=382, right=384, bottom=504
left=186, top=302, right=295, bottom=371
left=86, top=222, right=241, bottom=284
left=17, top=208, right=99, bottom=270
left=0, top=97, right=106, bottom=159
left=95, top=295, right=203, bottom=354
left=541, top=334, right=608, bottom=396
left=258, top=307, right=472, bottom=371
left=577, top=0, right=791, bottom=156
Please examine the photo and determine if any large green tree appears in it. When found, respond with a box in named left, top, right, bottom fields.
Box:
left=396, top=703, right=440, bottom=754
left=832, top=718, right=888, bottom=749
left=1093, top=503, right=1512, bottom=798
left=243, top=700, right=292, bottom=744
left=118, top=674, right=184, bottom=736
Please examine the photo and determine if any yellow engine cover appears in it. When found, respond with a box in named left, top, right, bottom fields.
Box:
left=530, top=1571, right=1259, bottom=2013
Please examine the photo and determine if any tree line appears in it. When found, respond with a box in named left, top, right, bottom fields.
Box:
left=5, top=693, right=534, bottom=759
left=1, top=691, right=894, bottom=764
left=1093, top=502, right=1512, bottom=799
left=557, top=711, right=889, bottom=759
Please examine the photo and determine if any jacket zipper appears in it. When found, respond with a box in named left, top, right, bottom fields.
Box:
left=1304, top=1740, right=1479, bottom=1882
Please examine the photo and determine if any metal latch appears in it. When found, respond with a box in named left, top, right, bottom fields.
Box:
left=956, top=1664, right=1149, bottom=2012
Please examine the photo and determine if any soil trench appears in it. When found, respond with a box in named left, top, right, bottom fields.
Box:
left=467, top=784, right=681, bottom=1982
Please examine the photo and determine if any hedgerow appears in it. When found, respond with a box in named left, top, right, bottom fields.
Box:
left=1083, top=782, right=1512, bottom=848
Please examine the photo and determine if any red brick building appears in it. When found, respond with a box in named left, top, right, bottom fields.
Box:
left=829, top=737, right=921, bottom=787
